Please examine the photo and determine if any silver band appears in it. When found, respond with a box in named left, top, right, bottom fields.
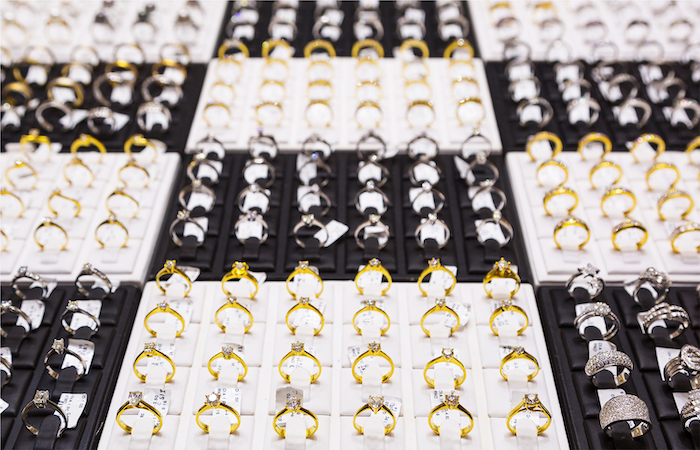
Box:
left=61, top=300, right=101, bottom=336
left=566, top=264, right=605, bottom=299
left=356, top=160, right=390, bottom=187
left=476, top=211, right=513, bottom=247
left=302, top=134, right=333, bottom=160
left=670, top=98, right=700, bottom=129
left=298, top=159, right=332, bottom=188
left=356, top=131, right=387, bottom=162
left=585, top=350, right=633, bottom=387
left=0, top=356, right=12, bottom=386
left=93, top=72, right=134, bottom=107
left=567, top=96, right=601, bottom=126
left=354, top=214, right=390, bottom=250
left=21, top=390, right=68, bottom=437
left=471, top=186, right=506, bottom=214
left=75, top=262, right=113, bottom=299
left=466, top=153, right=499, bottom=188
left=293, top=214, right=329, bottom=248
left=415, top=213, right=450, bottom=249
left=628, top=267, right=671, bottom=305
left=599, top=394, right=651, bottom=438
left=1, top=299, right=33, bottom=338
left=137, top=101, right=172, bottom=133
left=12, top=266, right=49, bottom=300
left=607, top=73, right=639, bottom=103
left=141, top=74, right=183, bottom=107
left=237, top=183, right=270, bottom=214
left=187, top=153, right=221, bottom=184
left=508, top=76, right=541, bottom=101
left=411, top=182, right=445, bottom=216
left=170, top=209, right=205, bottom=247
left=243, top=157, right=276, bottom=188
left=681, top=390, right=700, bottom=432
left=638, top=302, right=690, bottom=339
left=408, top=158, right=442, bottom=186
left=196, top=133, right=225, bottom=159
left=234, top=210, right=269, bottom=244
left=36, top=100, right=72, bottom=133
left=574, top=302, right=620, bottom=340
left=179, top=179, right=216, bottom=213
left=44, top=338, right=87, bottom=381
left=516, top=97, right=553, bottom=128
left=406, top=133, right=439, bottom=160
left=663, top=344, right=700, bottom=389
left=354, top=181, right=390, bottom=215
left=618, top=97, right=651, bottom=128
left=87, top=106, right=117, bottom=135
left=299, top=184, right=332, bottom=216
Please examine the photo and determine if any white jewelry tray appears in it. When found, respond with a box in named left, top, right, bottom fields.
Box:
left=2, top=0, right=227, bottom=64
left=0, top=151, right=180, bottom=284
left=469, top=1, right=700, bottom=62
left=98, top=280, right=568, bottom=449
left=185, top=57, right=502, bottom=155
left=506, top=150, right=700, bottom=285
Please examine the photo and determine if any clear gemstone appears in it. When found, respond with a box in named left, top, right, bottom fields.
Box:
left=67, top=301, right=79, bottom=311
left=689, top=390, right=700, bottom=402
left=222, top=345, right=234, bottom=359
left=227, top=296, right=237, bottom=304
left=445, top=392, right=459, bottom=406
left=165, top=260, right=175, bottom=269
left=292, top=341, right=304, bottom=352
left=493, top=210, right=502, bottom=221
left=177, top=210, right=187, bottom=219
left=128, top=391, right=142, bottom=406
left=83, top=263, right=93, bottom=271
left=365, top=299, right=376, bottom=307
left=368, top=342, right=381, bottom=352
left=581, top=264, right=599, bottom=276
left=369, top=214, right=380, bottom=224
left=1, top=300, right=12, bottom=309
left=525, top=393, right=538, bottom=404
left=681, top=345, right=700, bottom=370
left=286, top=396, right=301, bottom=410
left=34, top=390, right=49, bottom=406
left=302, top=214, right=314, bottom=224
left=368, top=395, right=384, bottom=411
left=144, top=342, right=156, bottom=350
left=428, top=213, right=437, bottom=221
left=205, top=392, right=220, bottom=406
left=52, top=339, right=65, bottom=353
left=436, top=298, right=446, bottom=307
left=369, top=258, right=380, bottom=267
left=366, top=180, right=375, bottom=189
left=429, top=258, right=440, bottom=268
left=422, top=181, right=431, bottom=191
left=235, top=262, right=245, bottom=270
left=299, top=297, right=310, bottom=305
left=442, top=348, right=454, bottom=359
left=497, top=258, right=508, bottom=272
left=299, top=261, right=309, bottom=269
left=18, top=266, right=27, bottom=275
left=158, top=301, right=168, bottom=310
left=513, top=346, right=524, bottom=355
left=502, top=298, right=513, bottom=308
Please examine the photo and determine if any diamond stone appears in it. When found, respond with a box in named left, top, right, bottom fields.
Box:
left=493, top=210, right=502, bottom=221
left=369, top=214, right=380, bottom=224
left=580, top=264, right=599, bottom=277
left=525, top=393, right=538, bottom=405
left=445, top=392, right=459, bottom=407
left=299, top=261, right=309, bottom=269
left=366, top=180, right=375, bottom=189
left=422, top=181, right=432, bottom=191
left=83, top=263, right=93, bottom=271
left=67, top=301, right=79, bottom=311
left=128, top=391, right=143, bottom=406
left=368, top=342, right=381, bottom=352
left=206, top=392, right=220, bottom=406
left=222, top=345, right=234, bottom=359
left=496, top=258, right=508, bottom=272
left=18, top=266, right=28, bottom=276
left=286, top=396, right=301, bottom=410
left=584, top=350, right=633, bottom=377
left=299, top=297, right=310, bottom=305
left=429, top=258, right=440, bottom=268
left=165, top=260, right=175, bottom=269
left=513, top=346, right=524, bottom=355
left=502, top=298, right=513, bottom=308
left=34, top=390, right=49, bottom=407
left=227, top=296, right=237, bottom=304
left=368, top=395, right=384, bottom=412
left=2, top=300, right=12, bottom=309
left=681, top=344, right=700, bottom=371
left=235, top=261, right=246, bottom=270
left=427, top=213, right=437, bottom=221
left=158, top=301, right=168, bottom=310
left=369, top=258, right=380, bottom=267
left=689, top=390, right=700, bottom=402
left=365, top=299, right=377, bottom=307
left=302, top=214, right=314, bottom=225
left=177, top=210, right=188, bottom=219
left=599, top=394, right=650, bottom=430
left=436, top=298, right=446, bottom=307
left=442, top=348, right=454, bottom=359
left=144, top=342, right=156, bottom=351
left=292, top=341, right=304, bottom=352
left=52, top=339, right=65, bottom=353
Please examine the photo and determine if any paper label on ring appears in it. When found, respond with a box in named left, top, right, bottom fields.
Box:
left=213, top=387, right=242, bottom=417
left=0, top=347, right=12, bottom=365
left=355, top=266, right=387, bottom=291
left=569, top=102, right=591, bottom=125
left=665, top=106, right=693, bottom=128
left=614, top=105, right=640, bottom=126
left=419, top=220, right=447, bottom=246
left=244, top=164, right=268, bottom=185
left=210, top=352, right=247, bottom=376
left=315, top=219, right=348, bottom=247
left=61, top=339, right=94, bottom=375
left=589, top=340, right=616, bottom=358
left=17, top=300, right=44, bottom=331
left=168, top=299, right=193, bottom=327
left=597, top=389, right=626, bottom=408
left=275, top=387, right=304, bottom=411
left=142, top=388, right=171, bottom=419
left=0, top=398, right=7, bottom=414
left=355, top=309, right=388, bottom=331
left=672, top=392, right=690, bottom=414
left=56, top=393, right=87, bottom=429
left=428, top=265, right=458, bottom=291
left=443, top=301, right=470, bottom=328
left=373, top=396, right=402, bottom=428
left=291, top=300, right=325, bottom=329
left=491, top=306, right=523, bottom=332
left=236, top=220, right=264, bottom=240
left=575, top=303, right=608, bottom=337
left=68, top=300, right=102, bottom=332
left=162, top=68, right=185, bottom=86
left=655, top=347, right=680, bottom=381
left=297, top=163, right=318, bottom=185
left=347, top=346, right=364, bottom=364
left=283, top=354, right=319, bottom=377
left=429, top=389, right=455, bottom=409
left=187, top=192, right=215, bottom=211
left=147, top=342, right=176, bottom=370
left=358, top=191, right=386, bottom=213
left=475, top=220, right=508, bottom=244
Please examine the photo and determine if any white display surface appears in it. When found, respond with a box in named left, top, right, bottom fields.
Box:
left=469, top=1, right=700, bottom=62
left=185, top=57, right=502, bottom=154
left=1, top=0, right=227, bottom=64
left=98, top=280, right=568, bottom=449
left=507, top=150, right=700, bottom=285
left=0, top=151, right=180, bottom=284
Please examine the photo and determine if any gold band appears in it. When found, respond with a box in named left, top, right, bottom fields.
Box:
left=687, top=135, right=700, bottom=164
left=221, top=261, right=258, bottom=298
left=262, top=39, right=292, bottom=59
left=273, top=396, right=318, bottom=437
left=507, top=394, right=551, bottom=435
left=218, top=39, right=250, bottom=60
left=144, top=301, right=185, bottom=337
left=106, top=187, right=140, bottom=218
left=526, top=131, right=562, bottom=161
left=428, top=393, right=474, bottom=436
left=399, top=39, right=429, bottom=59
left=215, top=296, right=253, bottom=333
left=95, top=215, right=129, bottom=248
left=155, top=260, right=192, bottom=296
left=47, top=76, right=84, bottom=107
left=207, top=346, right=247, bottom=381
left=124, top=134, right=157, bottom=160
left=670, top=222, right=700, bottom=253
left=20, top=129, right=52, bottom=161
left=601, top=187, right=636, bottom=216
left=351, top=39, right=384, bottom=59
left=152, top=59, right=187, bottom=83
left=578, top=132, right=612, bottom=160
left=612, top=219, right=648, bottom=250
left=657, top=188, right=694, bottom=221
left=500, top=346, right=539, bottom=381
left=286, top=261, right=323, bottom=299
left=196, top=392, right=241, bottom=433
left=1, top=187, right=26, bottom=217
left=279, top=341, right=322, bottom=383
left=352, top=300, right=391, bottom=335
left=489, top=299, right=529, bottom=335
left=133, top=343, right=175, bottom=382
left=630, top=133, right=665, bottom=162
left=421, top=298, right=460, bottom=337
left=536, top=159, right=568, bottom=187
left=353, top=396, right=396, bottom=435
left=105, top=60, right=138, bottom=82
left=553, top=216, right=590, bottom=250
left=543, top=186, right=578, bottom=215
left=304, top=39, right=336, bottom=58
left=483, top=258, right=521, bottom=298
left=351, top=342, right=394, bottom=383
left=417, top=258, right=457, bottom=297
left=254, top=101, right=284, bottom=126
left=70, top=134, right=106, bottom=162
left=444, top=38, right=474, bottom=60
left=589, top=160, right=623, bottom=189
left=5, top=159, right=38, bottom=190
left=646, top=162, right=680, bottom=190
left=423, top=348, right=466, bottom=388
left=118, top=158, right=150, bottom=188
left=286, top=297, right=324, bottom=335
left=34, top=218, right=69, bottom=250
left=354, top=258, right=392, bottom=296
left=116, top=392, right=163, bottom=434
left=63, top=157, right=95, bottom=187
left=47, top=188, right=81, bottom=218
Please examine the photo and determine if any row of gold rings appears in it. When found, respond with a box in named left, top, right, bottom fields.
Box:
left=353, top=39, right=384, bottom=128
left=286, top=260, right=323, bottom=299
left=304, top=41, right=336, bottom=127
left=30, top=213, right=129, bottom=250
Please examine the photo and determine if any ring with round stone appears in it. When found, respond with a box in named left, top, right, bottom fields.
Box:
left=155, top=260, right=192, bottom=296
left=116, top=391, right=163, bottom=434
left=22, top=390, right=68, bottom=437
left=61, top=300, right=101, bottom=336
left=410, top=182, right=446, bottom=216
left=638, top=302, right=690, bottom=339
left=286, top=297, right=324, bottom=335
left=421, top=298, right=460, bottom=337
left=286, top=260, right=324, bottom=299
left=489, top=298, right=528, bottom=336
left=133, top=342, right=176, bottom=382
left=507, top=393, right=551, bottom=435
left=500, top=346, right=539, bottom=381
left=273, top=396, right=318, bottom=438
left=681, top=390, right=700, bottom=432
left=663, top=344, right=700, bottom=390
left=45, top=338, right=87, bottom=381
left=573, top=302, right=620, bottom=340
left=144, top=301, right=185, bottom=337
left=352, top=300, right=391, bottom=335
left=208, top=345, right=248, bottom=381
left=417, top=258, right=457, bottom=296
left=221, top=261, right=258, bottom=298
left=215, top=296, right=253, bottom=333
left=628, top=267, right=671, bottom=305
left=354, top=214, right=391, bottom=250
left=354, top=258, right=392, bottom=296
left=352, top=341, right=395, bottom=383
left=483, top=258, right=521, bottom=299
left=279, top=341, right=322, bottom=383
left=476, top=211, right=513, bottom=248
left=196, top=392, right=241, bottom=433
left=234, top=210, right=270, bottom=244
left=585, top=350, right=633, bottom=387
left=12, top=266, right=49, bottom=300
left=428, top=392, right=474, bottom=436
left=566, top=264, right=604, bottom=299
left=414, top=213, right=451, bottom=249
left=75, top=263, right=113, bottom=299
left=293, top=214, right=329, bottom=248
left=599, top=394, right=651, bottom=438
left=1, top=299, right=33, bottom=338
left=353, top=395, right=396, bottom=435
left=179, top=179, right=216, bottom=213
left=424, top=348, right=466, bottom=388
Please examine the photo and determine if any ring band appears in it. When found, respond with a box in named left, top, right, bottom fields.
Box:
left=354, top=258, right=392, bottom=296
left=34, top=217, right=69, bottom=250
left=61, top=300, right=101, bottom=336
left=589, top=160, right=623, bottom=190
left=585, top=350, right=633, bottom=387
left=657, top=188, right=694, bottom=221
left=221, top=261, right=258, bottom=298
left=45, top=338, right=87, bottom=381
left=417, top=258, right=457, bottom=297
left=133, top=342, right=176, bottom=382
left=353, top=395, right=396, bottom=435
left=215, top=296, right=253, bottom=333
left=507, top=394, right=551, bottom=435
left=612, top=219, right=648, bottom=250
left=421, top=298, right=460, bottom=337
left=424, top=348, right=466, bottom=387
left=144, top=301, right=185, bottom=337
left=207, top=345, right=247, bottom=381
left=95, top=215, right=129, bottom=248
left=351, top=342, right=394, bottom=383
left=196, top=392, right=241, bottom=433
left=601, top=187, right=636, bottom=217
left=279, top=341, right=322, bottom=383
left=273, top=396, right=318, bottom=438
left=116, top=391, right=163, bottom=434
left=670, top=222, right=700, bottom=253
left=483, top=258, right=521, bottom=299
left=286, top=297, right=324, bottom=335
left=286, top=260, right=323, bottom=299
left=578, top=132, right=612, bottom=160
left=553, top=216, right=590, bottom=250
left=500, top=346, right=539, bottom=381
left=543, top=186, right=578, bottom=215
left=630, top=133, right=665, bottom=162
left=428, top=392, right=474, bottom=436
left=525, top=131, right=562, bottom=161
left=646, top=162, right=680, bottom=190
left=22, top=390, right=68, bottom=437
left=573, top=302, right=620, bottom=340
left=599, top=394, right=650, bottom=438
left=352, top=299, right=390, bottom=335
left=489, top=298, right=528, bottom=335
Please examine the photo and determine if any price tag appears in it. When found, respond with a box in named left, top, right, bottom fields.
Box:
left=214, top=387, right=242, bottom=415
left=17, top=300, right=45, bottom=331
left=355, top=309, right=388, bottom=330
left=656, top=347, right=680, bottom=381
left=380, top=396, right=402, bottom=427
left=447, top=302, right=470, bottom=327
left=169, top=300, right=194, bottom=326
left=355, top=267, right=385, bottom=290
left=187, top=192, right=214, bottom=211
left=491, top=307, right=522, bottom=332
left=284, top=354, right=318, bottom=374
left=428, top=265, right=458, bottom=290
left=419, top=220, right=447, bottom=245
left=499, top=345, right=516, bottom=360
left=69, top=300, right=102, bottom=332
left=143, top=388, right=171, bottom=417
left=62, top=339, right=95, bottom=375
left=589, top=340, right=616, bottom=358
left=147, top=342, right=176, bottom=370
left=315, top=219, right=348, bottom=247
left=0, top=347, right=12, bottom=365
left=56, top=393, right=87, bottom=429
left=242, top=190, right=270, bottom=213
left=347, top=346, right=364, bottom=364
left=210, top=349, right=246, bottom=375
left=597, top=388, right=626, bottom=407
left=569, top=102, right=591, bottom=124
left=0, top=398, right=8, bottom=414
left=475, top=220, right=507, bottom=244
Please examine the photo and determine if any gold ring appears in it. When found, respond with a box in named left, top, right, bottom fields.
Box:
left=578, top=132, right=612, bottom=160
left=417, top=258, right=457, bottom=297
left=254, top=101, right=284, bottom=126
left=657, top=188, right=694, bottom=221
left=553, top=216, right=590, bottom=250
left=589, top=160, right=623, bottom=189
left=355, top=100, right=383, bottom=128
left=144, top=301, right=185, bottom=337
left=489, top=299, right=529, bottom=335
left=307, top=79, right=333, bottom=101
left=155, top=260, right=192, bottom=296
left=304, top=39, right=336, bottom=58
left=612, top=219, right=648, bottom=250
left=543, top=186, right=578, bottom=215
left=70, top=134, right=106, bottom=162
left=687, top=135, right=700, bottom=164
left=404, top=79, right=432, bottom=100
left=526, top=131, right=562, bottom=161
left=106, top=187, right=140, bottom=218
left=46, top=76, right=84, bottom=107
left=670, top=222, right=700, bottom=253
left=133, top=343, right=175, bottom=382
left=399, top=39, right=430, bottom=59
left=351, top=39, right=384, bottom=59
left=456, top=97, right=485, bottom=125
left=406, top=99, right=435, bottom=127
left=95, top=215, right=129, bottom=248
left=443, top=38, right=474, bottom=60
left=286, top=261, right=323, bottom=299
left=507, top=394, right=551, bottom=435
left=116, top=391, right=163, bottom=434
left=196, top=392, right=241, bottom=433
left=34, top=218, right=69, bottom=250
left=62, top=157, right=95, bottom=187
left=259, top=79, right=286, bottom=102
left=279, top=341, right=322, bottom=383
left=354, top=58, right=382, bottom=83
left=307, top=60, right=334, bottom=82
left=353, top=395, right=396, bottom=435
left=262, top=39, right=292, bottom=59
left=5, top=160, right=38, bottom=190
left=47, top=188, right=81, bottom=218
left=646, top=162, right=680, bottom=190
left=1, top=187, right=26, bottom=217
left=536, top=159, right=568, bottom=187
left=273, top=396, right=318, bottom=437
left=218, top=39, right=250, bottom=60
left=421, top=298, right=459, bottom=337
left=483, top=258, right=521, bottom=298
left=354, top=258, right=392, bottom=295
left=210, top=81, right=236, bottom=104
left=500, top=346, right=539, bottom=381
left=203, top=100, right=232, bottom=127
left=423, top=348, right=466, bottom=387
left=630, top=133, right=665, bottom=162
left=352, top=300, right=390, bottom=335
left=105, top=60, right=138, bottom=82
left=304, top=99, right=333, bottom=127
left=215, top=296, right=253, bottom=333
left=601, top=187, right=636, bottom=216
left=20, top=129, right=52, bottom=161
left=286, top=297, right=324, bottom=335
left=222, top=261, right=258, bottom=298
left=355, top=81, right=381, bottom=103
left=207, top=345, right=247, bottom=381
left=428, top=392, right=474, bottom=436
left=124, top=134, right=157, bottom=160
left=118, top=158, right=150, bottom=188
left=352, top=342, right=394, bottom=383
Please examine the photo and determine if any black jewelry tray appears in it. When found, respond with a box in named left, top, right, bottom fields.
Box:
left=148, top=151, right=530, bottom=283
left=212, top=1, right=480, bottom=59
left=0, top=282, right=141, bottom=450
left=536, top=284, right=700, bottom=450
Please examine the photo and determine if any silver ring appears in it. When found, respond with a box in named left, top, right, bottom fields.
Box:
left=302, top=134, right=333, bottom=160
left=408, top=158, right=442, bottom=186
left=61, top=300, right=101, bottom=336
left=516, top=97, right=553, bottom=128
left=607, top=73, right=639, bottom=103
left=196, top=133, right=225, bottom=159
left=0, top=356, right=12, bottom=386
left=618, top=97, right=651, bottom=129
left=12, top=266, right=48, bottom=300
left=411, top=182, right=446, bottom=216
left=354, top=181, right=390, bottom=215
left=93, top=72, right=134, bottom=107
left=648, top=77, right=686, bottom=104
left=628, top=267, right=671, bottom=305
left=137, top=101, right=172, bottom=133
left=237, top=183, right=270, bottom=214
left=179, top=179, right=216, bottom=213
left=293, top=214, right=329, bottom=248
left=87, top=106, right=117, bottom=135
left=668, top=18, right=694, bottom=43
left=249, top=132, right=279, bottom=159
left=460, top=128, right=493, bottom=159
left=44, top=338, right=87, bottom=381
left=505, top=58, right=535, bottom=82
left=670, top=98, right=700, bottom=129
left=354, top=15, right=384, bottom=41
left=573, top=302, right=620, bottom=340
left=566, top=264, right=605, bottom=298
left=1, top=299, right=33, bottom=338
left=187, top=153, right=221, bottom=184
left=545, top=39, right=572, bottom=63
left=538, top=17, right=564, bottom=43
left=502, top=39, right=531, bottom=62
left=624, top=19, right=650, bottom=45
left=567, top=96, right=601, bottom=126
left=599, top=394, right=651, bottom=438
left=356, top=160, right=390, bottom=187
left=75, top=262, right=113, bottom=299
left=553, top=60, right=585, bottom=84
left=234, top=210, right=269, bottom=244
left=35, top=100, right=72, bottom=133
left=638, top=302, right=690, bottom=340
left=466, top=153, right=499, bottom=187
left=664, top=344, right=700, bottom=389
left=476, top=211, right=513, bottom=247
left=169, top=209, right=205, bottom=247
left=559, top=78, right=592, bottom=99
left=407, top=133, right=439, bottom=160
left=397, top=17, right=426, bottom=41
left=636, top=40, right=665, bottom=63
left=313, top=15, right=342, bottom=41
left=585, top=350, right=633, bottom=387
left=415, top=213, right=450, bottom=249
left=495, top=17, right=522, bottom=43
left=508, top=76, right=541, bottom=102
left=438, top=16, right=469, bottom=42
left=299, top=184, right=332, bottom=216
left=591, top=40, right=619, bottom=66
left=298, top=159, right=332, bottom=187
left=269, top=17, right=298, bottom=41
left=243, top=156, right=276, bottom=188
left=21, top=390, right=68, bottom=437
left=354, top=214, right=390, bottom=250
left=141, top=74, right=183, bottom=107
left=356, top=131, right=387, bottom=161
left=471, top=186, right=507, bottom=214
left=681, top=390, right=700, bottom=432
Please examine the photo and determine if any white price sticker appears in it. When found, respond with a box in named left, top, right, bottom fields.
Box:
left=69, top=300, right=102, bottom=332
left=56, top=393, right=87, bottom=429
left=62, top=339, right=95, bottom=375
left=143, top=388, right=171, bottom=417
left=17, top=300, right=44, bottom=331
left=655, top=347, right=680, bottom=381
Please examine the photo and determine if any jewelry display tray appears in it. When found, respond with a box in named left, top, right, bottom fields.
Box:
left=212, top=1, right=481, bottom=60
left=148, top=152, right=530, bottom=283
left=98, top=280, right=568, bottom=450
left=1, top=283, right=141, bottom=450
left=0, top=152, right=180, bottom=284
left=536, top=284, right=700, bottom=450
left=1, top=63, right=207, bottom=157
left=506, top=150, right=700, bottom=285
